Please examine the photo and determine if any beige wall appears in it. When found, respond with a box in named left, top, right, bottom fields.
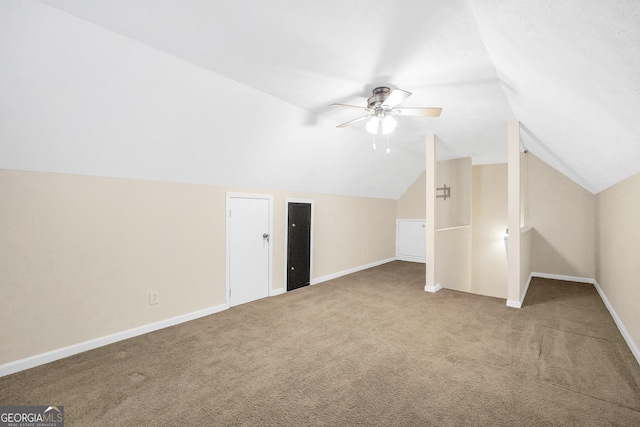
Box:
left=520, top=227, right=533, bottom=297
left=433, top=158, right=472, bottom=292
left=0, top=169, right=396, bottom=364
left=436, top=158, right=471, bottom=230
left=397, top=157, right=473, bottom=227
left=471, top=164, right=508, bottom=298
left=435, top=226, right=472, bottom=292
left=596, top=172, right=640, bottom=353
left=302, top=192, right=397, bottom=280
left=0, top=170, right=223, bottom=365
left=400, top=162, right=508, bottom=298
left=524, top=153, right=596, bottom=278
left=397, top=170, right=426, bottom=219
left=520, top=153, right=528, bottom=228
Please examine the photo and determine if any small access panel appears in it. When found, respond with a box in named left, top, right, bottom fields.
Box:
left=287, top=202, right=312, bottom=291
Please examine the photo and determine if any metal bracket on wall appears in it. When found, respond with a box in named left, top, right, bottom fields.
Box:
left=436, top=184, right=451, bottom=201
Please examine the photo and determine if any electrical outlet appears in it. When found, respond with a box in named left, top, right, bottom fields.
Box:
left=149, top=292, right=159, bottom=305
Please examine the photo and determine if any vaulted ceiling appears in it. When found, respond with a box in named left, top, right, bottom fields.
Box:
left=1, top=1, right=639, bottom=198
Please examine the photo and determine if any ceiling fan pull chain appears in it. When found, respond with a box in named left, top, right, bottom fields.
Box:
left=372, top=133, right=377, bottom=151
left=386, top=135, right=391, bottom=155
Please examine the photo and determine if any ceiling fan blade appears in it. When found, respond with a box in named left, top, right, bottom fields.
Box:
left=396, top=107, right=442, bottom=117
left=336, top=114, right=370, bottom=128
left=382, top=88, right=412, bottom=108
left=329, top=103, right=367, bottom=110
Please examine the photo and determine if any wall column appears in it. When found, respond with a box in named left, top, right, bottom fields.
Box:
left=425, top=134, right=439, bottom=292
left=507, top=119, right=522, bottom=306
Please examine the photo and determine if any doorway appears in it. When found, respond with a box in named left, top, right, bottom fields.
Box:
left=226, top=193, right=272, bottom=307
left=286, top=199, right=313, bottom=291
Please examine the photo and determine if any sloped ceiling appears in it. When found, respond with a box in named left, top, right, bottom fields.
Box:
left=471, top=0, right=640, bottom=193
left=1, top=1, right=639, bottom=197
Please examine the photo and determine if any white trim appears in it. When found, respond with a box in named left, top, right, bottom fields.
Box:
left=397, top=255, right=426, bottom=263
left=424, top=283, right=442, bottom=293
left=284, top=198, right=314, bottom=292
left=531, top=272, right=595, bottom=284
left=0, top=303, right=228, bottom=377
left=311, top=257, right=396, bottom=285
left=529, top=272, right=640, bottom=366
left=506, top=299, right=522, bottom=308
left=509, top=271, right=595, bottom=309
left=435, top=225, right=472, bottom=232
left=225, top=192, right=273, bottom=306
left=506, top=272, right=533, bottom=308
left=270, top=288, right=286, bottom=297
left=592, top=280, right=640, bottom=366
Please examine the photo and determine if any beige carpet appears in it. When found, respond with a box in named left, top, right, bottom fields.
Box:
left=2, top=261, right=639, bottom=426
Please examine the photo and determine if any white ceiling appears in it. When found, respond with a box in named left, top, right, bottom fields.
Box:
left=1, top=0, right=639, bottom=197
left=472, top=0, right=640, bottom=193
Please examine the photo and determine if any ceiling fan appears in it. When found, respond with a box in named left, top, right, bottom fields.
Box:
left=330, top=86, right=442, bottom=134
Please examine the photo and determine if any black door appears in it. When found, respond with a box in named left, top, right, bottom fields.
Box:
left=287, top=202, right=311, bottom=291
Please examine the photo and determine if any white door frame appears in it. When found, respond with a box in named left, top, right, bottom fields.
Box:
left=284, top=198, right=314, bottom=290
left=225, top=192, right=273, bottom=307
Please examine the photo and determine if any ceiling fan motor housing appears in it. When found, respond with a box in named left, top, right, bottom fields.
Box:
left=367, top=87, right=391, bottom=109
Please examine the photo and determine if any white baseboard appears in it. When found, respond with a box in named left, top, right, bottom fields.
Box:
left=396, top=255, right=426, bottom=264
left=424, top=283, right=442, bottom=293
left=531, top=272, right=596, bottom=285
left=506, top=299, right=522, bottom=308
left=506, top=273, right=533, bottom=309
left=530, top=272, right=639, bottom=366
left=270, top=288, right=286, bottom=297
left=592, top=280, right=640, bottom=367
left=311, top=257, right=396, bottom=285
left=0, top=303, right=228, bottom=378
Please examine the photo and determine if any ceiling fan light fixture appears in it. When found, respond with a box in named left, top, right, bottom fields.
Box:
left=365, top=116, right=380, bottom=134
left=381, top=115, right=397, bottom=135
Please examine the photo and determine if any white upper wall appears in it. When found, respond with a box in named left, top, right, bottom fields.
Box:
left=2, top=1, right=639, bottom=197
left=0, top=1, right=424, bottom=199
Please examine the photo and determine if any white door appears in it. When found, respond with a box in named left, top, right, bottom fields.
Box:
left=227, top=195, right=271, bottom=307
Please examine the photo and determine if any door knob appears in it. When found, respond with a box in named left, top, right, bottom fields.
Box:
left=263, top=233, right=270, bottom=242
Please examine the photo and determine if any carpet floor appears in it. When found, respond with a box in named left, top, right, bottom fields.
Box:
left=1, top=261, right=639, bottom=426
